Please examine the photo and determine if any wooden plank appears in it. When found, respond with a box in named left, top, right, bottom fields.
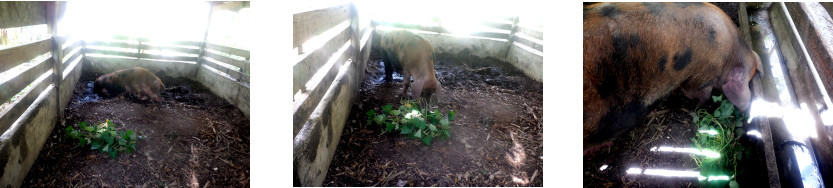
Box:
left=205, top=50, right=247, bottom=69
left=784, top=2, right=833, bottom=105
left=89, top=39, right=200, bottom=55
left=200, top=58, right=249, bottom=84
left=821, top=3, right=833, bottom=20
left=110, top=35, right=202, bottom=47
left=293, top=44, right=351, bottom=136
left=466, top=31, right=511, bottom=40
left=139, top=53, right=199, bottom=62
left=482, top=21, right=514, bottom=30
left=294, top=57, right=359, bottom=186
left=139, top=43, right=201, bottom=55
left=513, top=34, right=543, bottom=53
left=62, top=46, right=82, bottom=65
left=206, top=43, right=249, bottom=59
left=85, top=40, right=140, bottom=49
left=47, top=1, right=66, bottom=127
left=62, top=50, right=81, bottom=72
left=373, top=20, right=443, bottom=33
left=61, top=41, right=81, bottom=58
left=0, top=69, right=52, bottom=133
left=0, top=1, right=46, bottom=29
left=85, top=48, right=197, bottom=62
left=0, top=39, right=51, bottom=74
left=293, top=28, right=351, bottom=93
left=84, top=48, right=138, bottom=58
left=0, top=58, right=50, bottom=104
left=517, top=26, right=543, bottom=41
left=293, top=2, right=351, bottom=49
left=213, top=1, right=248, bottom=12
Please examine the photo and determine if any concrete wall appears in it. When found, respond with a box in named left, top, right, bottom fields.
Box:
left=505, top=25, right=543, bottom=82
left=0, top=85, right=57, bottom=187
left=195, top=65, right=251, bottom=117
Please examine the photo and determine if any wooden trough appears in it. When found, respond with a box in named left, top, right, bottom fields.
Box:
left=739, top=2, right=833, bottom=187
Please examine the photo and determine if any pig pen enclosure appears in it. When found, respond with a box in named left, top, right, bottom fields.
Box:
left=0, top=2, right=250, bottom=187
left=292, top=2, right=543, bottom=186
left=585, top=2, right=833, bottom=188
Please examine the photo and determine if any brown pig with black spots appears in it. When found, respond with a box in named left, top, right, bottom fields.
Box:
left=583, top=2, right=764, bottom=155
left=379, top=30, right=442, bottom=100
left=94, top=67, right=165, bottom=102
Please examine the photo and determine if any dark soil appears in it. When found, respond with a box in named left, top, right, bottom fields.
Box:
left=583, top=92, right=703, bottom=187
left=711, top=2, right=740, bottom=27
left=323, top=52, right=543, bottom=186
left=22, top=71, right=250, bottom=187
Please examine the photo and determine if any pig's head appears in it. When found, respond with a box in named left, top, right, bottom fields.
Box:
left=93, top=74, right=114, bottom=97
left=722, top=49, right=764, bottom=112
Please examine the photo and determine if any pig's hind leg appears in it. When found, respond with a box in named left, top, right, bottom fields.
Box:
left=382, top=50, right=394, bottom=82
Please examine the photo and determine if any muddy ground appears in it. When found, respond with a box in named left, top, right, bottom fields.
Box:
left=22, top=71, right=250, bottom=187
left=322, top=51, right=543, bottom=186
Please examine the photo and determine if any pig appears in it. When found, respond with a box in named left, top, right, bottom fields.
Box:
left=583, top=2, right=764, bottom=155
left=94, top=67, right=165, bottom=102
left=379, top=30, right=442, bottom=100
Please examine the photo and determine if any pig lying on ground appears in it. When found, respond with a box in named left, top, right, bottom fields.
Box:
left=583, top=2, right=763, bottom=155
left=379, top=30, right=442, bottom=100
left=94, top=67, right=165, bottom=102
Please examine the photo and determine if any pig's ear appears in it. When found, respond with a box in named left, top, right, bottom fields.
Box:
left=722, top=67, right=752, bottom=111
left=752, top=51, right=764, bottom=76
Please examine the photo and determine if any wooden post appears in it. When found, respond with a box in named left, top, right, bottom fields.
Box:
left=349, top=3, right=362, bottom=89
left=137, top=39, right=142, bottom=59
left=196, top=4, right=214, bottom=79
left=503, top=16, right=520, bottom=61
left=45, top=1, right=65, bottom=125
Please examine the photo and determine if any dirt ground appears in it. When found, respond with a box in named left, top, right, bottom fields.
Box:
left=582, top=3, right=751, bottom=187
left=583, top=92, right=703, bottom=187
left=22, top=71, right=250, bottom=187
left=322, top=51, right=543, bottom=186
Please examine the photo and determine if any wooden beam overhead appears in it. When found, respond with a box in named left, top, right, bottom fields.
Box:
left=212, top=1, right=249, bottom=12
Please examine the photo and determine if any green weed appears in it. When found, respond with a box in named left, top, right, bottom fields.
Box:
left=65, top=119, right=139, bottom=159
left=366, top=100, right=455, bottom=145
left=691, top=95, right=748, bottom=187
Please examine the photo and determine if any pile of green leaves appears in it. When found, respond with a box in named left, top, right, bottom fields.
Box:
left=366, top=100, right=456, bottom=145
left=690, top=95, right=748, bottom=187
left=65, top=119, right=138, bottom=158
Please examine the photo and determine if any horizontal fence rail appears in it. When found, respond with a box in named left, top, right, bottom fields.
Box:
left=84, top=36, right=202, bottom=63
left=201, top=43, right=250, bottom=84
left=293, top=2, right=373, bottom=186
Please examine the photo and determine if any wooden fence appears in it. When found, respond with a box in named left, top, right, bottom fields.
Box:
left=0, top=2, right=74, bottom=186
left=0, top=2, right=250, bottom=186
left=292, top=2, right=372, bottom=186
left=372, top=14, right=544, bottom=81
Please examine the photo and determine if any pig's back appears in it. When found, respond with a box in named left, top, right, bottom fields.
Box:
left=582, top=2, right=744, bottom=148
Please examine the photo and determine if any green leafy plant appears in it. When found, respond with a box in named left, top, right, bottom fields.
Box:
left=690, top=94, right=748, bottom=187
left=366, top=100, right=456, bottom=145
left=65, top=119, right=138, bottom=158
